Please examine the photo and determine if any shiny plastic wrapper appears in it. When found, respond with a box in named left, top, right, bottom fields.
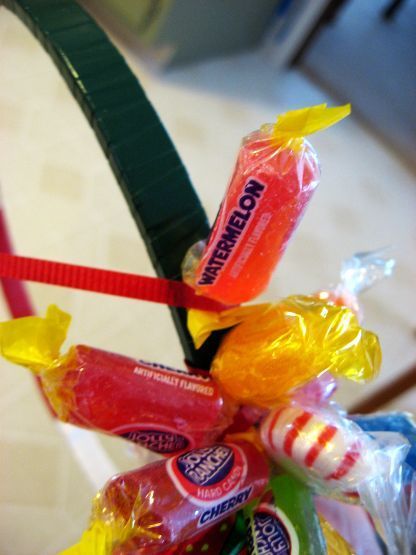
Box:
left=0, top=306, right=236, bottom=455
left=62, top=441, right=269, bottom=555
left=183, top=104, right=350, bottom=305
left=352, top=410, right=416, bottom=481
left=261, top=401, right=415, bottom=554
left=318, top=515, right=355, bottom=555
left=191, top=295, right=381, bottom=408
left=316, top=248, right=395, bottom=320
left=356, top=433, right=414, bottom=555
left=224, top=373, right=337, bottom=439
left=158, top=515, right=236, bottom=555
left=290, top=372, right=338, bottom=407
left=260, top=400, right=374, bottom=495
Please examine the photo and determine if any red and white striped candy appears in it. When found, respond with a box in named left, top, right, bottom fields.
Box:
left=260, top=404, right=370, bottom=491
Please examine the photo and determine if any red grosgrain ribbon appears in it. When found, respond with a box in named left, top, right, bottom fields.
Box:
left=0, top=252, right=227, bottom=312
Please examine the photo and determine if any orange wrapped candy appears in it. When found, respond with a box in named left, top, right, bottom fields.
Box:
left=189, top=295, right=381, bottom=408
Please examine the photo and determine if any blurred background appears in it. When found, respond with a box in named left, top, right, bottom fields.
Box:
left=0, top=0, right=415, bottom=553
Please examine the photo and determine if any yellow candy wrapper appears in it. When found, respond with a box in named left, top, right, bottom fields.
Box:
left=319, top=515, right=356, bottom=554
left=189, top=295, right=381, bottom=408
left=0, top=305, right=73, bottom=418
left=271, top=103, right=351, bottom=146
left=0, top=304, right=70, bottom=371
left=60, top=488, right=159, bottom=555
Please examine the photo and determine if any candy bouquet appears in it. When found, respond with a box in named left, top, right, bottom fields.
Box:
left=1, top=105, right=414, bottom=555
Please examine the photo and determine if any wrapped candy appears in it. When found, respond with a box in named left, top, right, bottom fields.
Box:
left=187, top=247, right=391, bottom=409
left=189, top=295, right=380, bottom=408
left=0, top=306, right=236, bottom=455
left=62, top=441, right=269, bottom=554
left=356, top=434, right=414, bottom=555
left=156, top=516, right=236, bottom=554
left=224, top=372, right=337, bottom=441
left=260, top=401, right=414, bottom=554
left=287, top=251, right=394, bottom=409
left=183, top=104, right=351, bottom=305
left=245, top=474, right=327, bottom=554
left=260, top=401, right=373, bottom=495
left=316, top=249, right=395, bottom=320
left=159, top=515, right=236, bottom=554
left=352, top=411, right=416, bottom=479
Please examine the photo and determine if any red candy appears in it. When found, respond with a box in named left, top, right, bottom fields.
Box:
left=0, top=304, right=237, bottom=456
left=193, top=136, right=319, bottom=305
left=184, top=105, right=350, bottom=305
left=85, top=442, right=269, bottom=554
left=55, top=348, right=237, bottom=455
left=0, top=307, right=236, bottom=454
left=159, top=515, right=235, bottom=554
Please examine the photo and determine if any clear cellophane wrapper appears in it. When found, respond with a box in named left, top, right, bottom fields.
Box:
left=261, top=400, right=414, bottom=554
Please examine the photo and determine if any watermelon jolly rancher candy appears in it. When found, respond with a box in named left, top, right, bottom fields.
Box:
left=62, top=441, right=269, bottom=555
left=183, top=104, right=351, bottom=305
left=0, top=306, right=236, bottom=455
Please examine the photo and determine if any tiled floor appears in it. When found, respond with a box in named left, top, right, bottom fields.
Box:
left=0, top=6, right=415, bottom=554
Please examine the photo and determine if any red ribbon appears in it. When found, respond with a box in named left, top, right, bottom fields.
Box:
left=0, top=252, right=227, bottom=312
